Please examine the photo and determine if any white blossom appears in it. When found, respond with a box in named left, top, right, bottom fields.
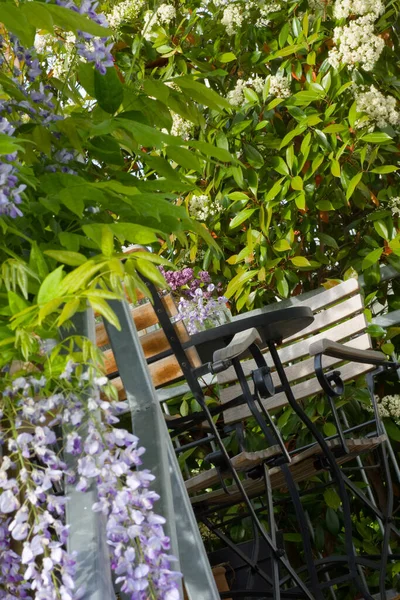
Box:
left=189, top=194, right=222, bottom=221
left=143, top=3, right=176, bottom=37
left=355, top=85, right=399, bottom=129
left=371, top=394, right=400, bottom=420
left=268, top=73, right=291, bottom=98
left=170, top=113, right=193, bottom=140
left=156, top=3, right=176, bottom=24
left=227, top=76, right=266, bottom=107
left=388, top=197, right=400, bottom=217
left=227, top=80, right=247, bottom=107
left=34, top=34, right=55, bottom=54
left=328, top=15, right=384, bottom=71
left=221, top=5, right=243, bottom=35
left=333, top=0, right=384, bottom=20
left=107, top=0, right=146, bottom=28
left=255, top=1, right=281, bottom=26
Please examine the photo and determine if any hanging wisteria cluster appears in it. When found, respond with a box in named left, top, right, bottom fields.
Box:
left=0, top=364, right=181, bottom=600
left=0, top=0, right=112, bottom=218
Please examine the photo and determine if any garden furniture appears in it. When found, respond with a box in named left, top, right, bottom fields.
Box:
left=96, top=276, right=400, bottom=599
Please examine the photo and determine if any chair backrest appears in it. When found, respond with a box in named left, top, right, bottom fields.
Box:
left=217, top=278, right=375, bottom=425
left=95, top=291, right=201, bottom=399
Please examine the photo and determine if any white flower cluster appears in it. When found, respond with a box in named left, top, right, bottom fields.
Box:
left=388, top=197, right=400, bottom=217
left=269, top=73, right=291, bottom=98
left=143, top=3, right=176, bottom=36
left=328, top=15, right=384, bottom=71
left=227, top=79, right=247, bottom=107
left=227, top=76, right=265, bottom=106
left=107, top=0, right=146, bottom=28
left=189, top=194, right=222, bottom=221
left=221, top=5, right=243, bottom=35
left=255, top=1, right=281, bottom=26
left=333, top=0, right=384, bottom=20
left=355, top=85, right=399, bottom=129
left=372, top=394, right=400, bottom=420
left=34, top=33, right=54, bottom=54
left=170, top=113, right=193, bottom=140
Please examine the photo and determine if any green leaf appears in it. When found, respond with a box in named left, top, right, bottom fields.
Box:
left=45, top=3, right=112, bottom=36
left=280, top=126, right=307, bottom=149
left=0, top=4, right=36, bottom=47
left=316, top=200, right=334, bottom=211
left=59, top=260, right=105, bottom=294
left=44, top=250, right=87, bottom=266
left=362, top=248, right=383, bottom=271
left=322, top=124, right=348, bottom=133
left=346, top=172, right=362, bottom=200
left=317, top=233, right=338, bottom=249
left=134, top=258, right=166, bottom=287
left=174, top=76, right=232, bottom=111
left=323, top=422, right=337, bottom=436
left=225, top=270, right=258, bottom=299
left=270, top=157, right=290, bottom=176
left=0, top=134, right=25, bottom=155
left=58, top=298, right=81, bottom=326
left=89, top=297, right=120, bottom=330
left=229, top=208, right=257, bottom=229
left=244, top=144, right=264, bottom=168
left=101, top=226, right=114, bottom=258
left=218, top=52, right=236, bottom=62
left=370, top=165, right=398, bottom=174
left=324, top=488, right=341, bottom=510
left=274, top=239, right=291, bottom=252
left=361, top=132, right=393, bottom=144
left=290, top=256, right=311, bottom=267
left=78, top=62, right=96, bottom=97
left=291, top=176, right=303, bottom=191
left=8, top=291, right=29, bottom=315
left=384, top=419, right=400, bottom=442
left=330, top=158, right=341, bottom=178
left=30, top=242, right=49, bottom=279
left=373, top=220, right=389, bottom=241
left=326, top=507, right=340, bottom=536
left=365, top=324, right=386, bottom=338
left=265, top=177, right=284, bottom=201
left=94, top=67, right=123, bottom=114
left=279, top=23, right=290, bottom=48
left=37, top=266, right=65, bottom=306
left=165, top=146, right=202, bottom=171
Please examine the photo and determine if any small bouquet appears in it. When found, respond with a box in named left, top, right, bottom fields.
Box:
left=160, top=267, right=231, bottom=334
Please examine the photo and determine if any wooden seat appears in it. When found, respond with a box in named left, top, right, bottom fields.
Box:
left=188, top=435, right=387, bottom=507
left=95, top=290, right=201, bottom=398
left=217, top=278, right=378, bottom=424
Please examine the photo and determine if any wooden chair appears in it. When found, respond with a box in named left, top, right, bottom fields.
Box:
left=96, top=278, right=399, bottom=600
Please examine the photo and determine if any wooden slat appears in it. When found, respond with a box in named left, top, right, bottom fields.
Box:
left=185, top=445, right=281, bottom=494
left=297, top=278, right=360, bottom=312
left=103, top=344, right=200, bottom=381
left=283, top=294, right=363, bottom=343
left=222, top=359, right=374, bottom=425
left=218, top=313, right=369, bottom=385
left=96, top=293, right=179, bottom=347
left=190, top=436, right=386, bottom=506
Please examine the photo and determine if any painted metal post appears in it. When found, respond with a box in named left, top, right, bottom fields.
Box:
left=104, top=299, right=220, bottom=600
left=64, top=310, right=116, bottom=600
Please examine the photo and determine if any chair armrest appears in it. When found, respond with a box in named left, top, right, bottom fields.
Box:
left=309, top=339, right=387, bottom=365
left=213, top=328, right=262, bottom=363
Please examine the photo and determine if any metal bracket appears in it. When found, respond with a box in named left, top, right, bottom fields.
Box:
left=252, top=365, right=275, bottom=398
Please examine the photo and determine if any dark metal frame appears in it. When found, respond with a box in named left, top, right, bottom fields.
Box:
left=146, top=280, right=400, bottom=599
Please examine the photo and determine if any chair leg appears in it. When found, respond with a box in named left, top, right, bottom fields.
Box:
left=268, top=341, right=376, bottom=600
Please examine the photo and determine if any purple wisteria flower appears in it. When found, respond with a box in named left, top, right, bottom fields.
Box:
left=0, top=366, right=182, bottom=599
